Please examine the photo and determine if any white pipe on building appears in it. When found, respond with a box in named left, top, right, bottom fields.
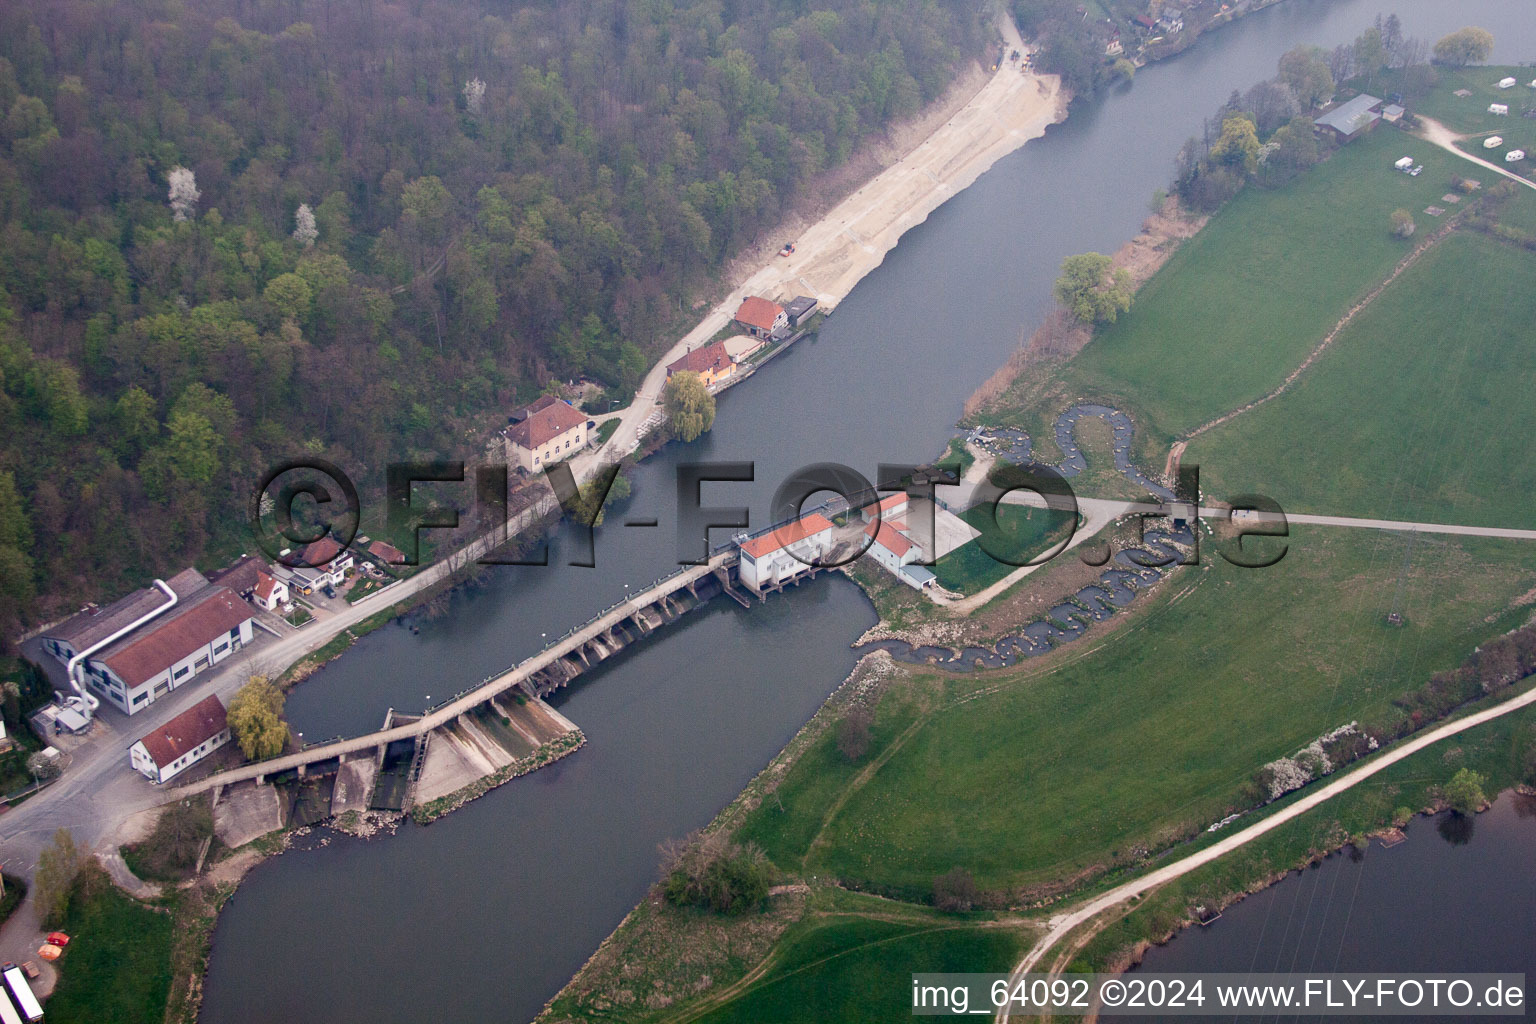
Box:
left=63, top=579, right=178, bottom=721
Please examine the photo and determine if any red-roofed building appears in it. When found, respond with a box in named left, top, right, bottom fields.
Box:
left=738, top=513, right=834, bottom=592
left=733, top=296, right=788, bottom=339
left=83, top=587, right=254, bottom=715
left=284, top=536, right=355, bottom=593
left=666, top=340, right=736, bottom=388
left=864, top=518, right=918, bottom=567
left=252, top=570, right=288, bottom=612
left=860, top=493, right=910, bottom=524
left=502, top=395, right=590, bottom=473
left=367, top=539, right=406, bottom=566
left=129, top=695, right=232, bottom=783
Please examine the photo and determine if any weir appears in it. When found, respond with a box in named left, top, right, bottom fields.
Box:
left=171, top=550, right=738, bottom=800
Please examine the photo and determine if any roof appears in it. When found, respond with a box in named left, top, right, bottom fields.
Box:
left=861, top=493, right=909, bottom=518
left=97, top=587, right=252, bottom=688
left=723, top=336, right=765, bottom=361
left=667, top=341, right=733, bottom=377
left=783, top=295, right=818, bottom=320
left=739, top=513, right=834, bottom=560
left=368, top=539, right=406, bottom=564
left=44, top=568, right=209, bottom=651
left=253, top=570, right=283, bottom=602
left=504, top=395, right=587, bottom=451
left=135, top=695, right=227, bottom=768
left=1382, top=104, right=1405, bottom=117
left=299, top=536, right=348, bottom=568
left=899, top=564, right=937, bottom=586
left=864, top=518, right=915, bottom=558
left=733, top=296, right=784, bottom=331
left=208, top=555, right=265, bottom=595
left=1315, top=94, right=1382, bottom=136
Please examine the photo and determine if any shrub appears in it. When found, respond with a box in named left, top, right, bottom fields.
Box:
left=660, top=831, right=773, bottom=915
left=836, top=705, right=874, bottom=762
left=932, top=867, right=979, bottom=912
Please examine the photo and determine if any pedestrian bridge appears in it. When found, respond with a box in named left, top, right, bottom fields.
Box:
left=169, top=552, right=733, bottom=799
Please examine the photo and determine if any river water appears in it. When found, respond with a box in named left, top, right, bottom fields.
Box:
left=1123, top=794, right=1536, bottom=1020
left=201, top=3, right=1536, bottom=1021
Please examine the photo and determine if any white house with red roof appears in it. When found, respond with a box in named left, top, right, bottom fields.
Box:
left=77, top=583, right=254, bottom=715
left=502, top=394, right=590, bottom=473
left=733, top=296, right=787, bottom=339
left=129, top=694, right=232, bottom=783
left=861, top=513, right=937, bottom=590
left=737, top=513, right=834, bottom=592
left=860, top=493, right=910, bottom=524
left=252, top=569, right=288, bottom=611
left=285, top=536, right=354, bottom=594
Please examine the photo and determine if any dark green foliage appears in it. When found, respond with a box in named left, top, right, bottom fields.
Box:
left=43, top=861, right=175, bottom=1024
left=0, top=0, right=984, bottom=636
left=662, top=832, right=774, bottom=915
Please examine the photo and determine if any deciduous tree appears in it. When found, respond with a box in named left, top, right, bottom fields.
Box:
left=228, top=677, right=287, bottom=760
left=33, top=827, right=80, bottom=928
left=1443, top=767, right=1487, bottom=814
left=1053, top=252, right=1133, bottom=324
left=662, top=370, right=716, bottom=442
left=1433, top=27, right=1494, bottom=67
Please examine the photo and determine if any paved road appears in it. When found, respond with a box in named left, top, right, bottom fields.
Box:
left=0, top=519, right=537, bottom=879
left=997, top=680, right=1536, bottom=1019
left=1418, top=116, right=1536, bottom=193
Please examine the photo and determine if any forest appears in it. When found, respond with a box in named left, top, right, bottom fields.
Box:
left=0, top=0, right=986, bottom=640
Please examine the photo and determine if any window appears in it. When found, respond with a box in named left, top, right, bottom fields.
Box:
left=214, top=640, right=229, bottom=654
left=230, top=626, right=240, bottom=639
left=174, top=665, right=190, bottom=679
left=132, top=692, right=147, bottom=705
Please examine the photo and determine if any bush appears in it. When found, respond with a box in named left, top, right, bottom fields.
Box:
left=836, top=705, right=874, bottom=762
left=123, top=797, right=214, bottom=882
left=1443, top=767, right=1487, bottom=815
left=933, top=867, right=979, bottom=912
left=660, top=831, right=773, bottom=915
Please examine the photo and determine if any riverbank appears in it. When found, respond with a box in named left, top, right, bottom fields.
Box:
left=33, top=27, right=1069, bottom=1024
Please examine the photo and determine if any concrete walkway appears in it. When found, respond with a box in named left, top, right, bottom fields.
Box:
left=997, top=680, right=1536, bottom=1019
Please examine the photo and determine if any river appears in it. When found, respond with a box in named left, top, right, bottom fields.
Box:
left=1122, top=793, right=1536, bottom=1021
left=200, top=2, right=1536, bottom=1021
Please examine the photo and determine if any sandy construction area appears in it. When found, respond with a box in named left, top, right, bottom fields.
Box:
left=598, top=15, right=1065, bottom=463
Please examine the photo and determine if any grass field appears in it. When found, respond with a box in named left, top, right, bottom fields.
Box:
left=1071, top=695, right=1536, bottom=973
left=930, top=504, right=1075, bottom=594
left=1188, top=231, right=1536, bottom=528
left=694, top=903, right=1025, bottom=1024
left=1028, top=128, right=1465, bottom=443
left=45, top=867, right=175, bottom=1024
left=1386, top=65, right=1536, bottom=170
left=738, top=528, right=1536, bottom=897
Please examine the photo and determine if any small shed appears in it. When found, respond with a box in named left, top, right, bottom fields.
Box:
left=1381, top=104, right=1405, bottom=123
left=1498, top=77, right=1517, bottom=89
left=1508, top=150, right=1527, bottom=163
left=1394, top=156, right=1414, bottom=171
left=1484, top=136, right=1504, bottom=149
left=1489, top=103, right=1509, bottom=116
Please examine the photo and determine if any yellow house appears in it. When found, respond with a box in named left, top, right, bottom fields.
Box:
left=503, top=395, right=589, bottom=473
left=665, top=340, right=735, bottom=389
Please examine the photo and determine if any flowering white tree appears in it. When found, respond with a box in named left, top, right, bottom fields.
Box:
left=293, top=203, right=318, bottom=247
left=167, top=166, right=200, bottom=222
left=464, top=77, right=486, bottom=114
